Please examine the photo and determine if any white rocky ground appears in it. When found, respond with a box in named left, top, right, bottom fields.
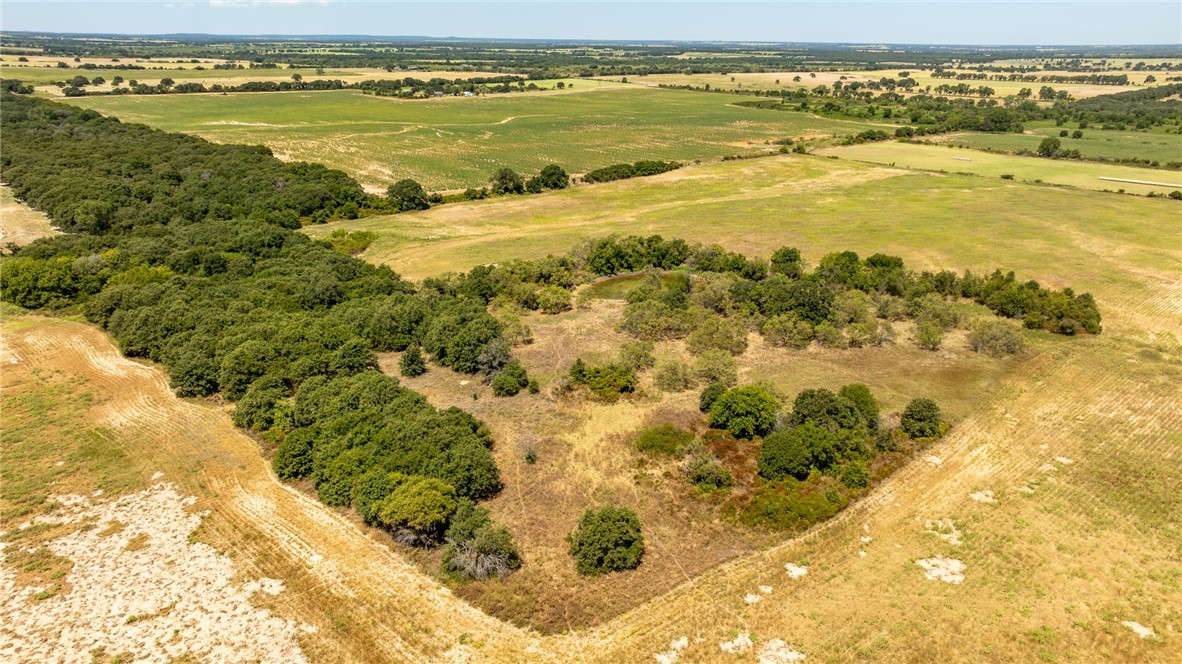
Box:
left=0, top=483, right=310, bottom=663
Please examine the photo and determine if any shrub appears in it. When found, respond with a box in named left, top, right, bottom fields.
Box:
left=634, top=424, right=693, bottom=456
left=709, top=385, right=780, bottom=439
left=699, top=382, right=727, bottom=413
left=846, top=322, right=876, bottom=348
left=790, top=388, right=864, bottom=432
left=814, top=322, right=847, bottom=349
left=491, top=359, right=529, bottom=396
left=621, top=300, right=695, bottom=339
left=687, top=314, right=748, bottom=356
left=441, top=501, right=522, bottom=580
left=572, top=361, right=636, bottom=401
left=913, top=321, right=944, bottom=350
left=901, top=398, right=942, bottom=439
left=619, top=341, right=656, bottom=372
left=442, top=524, right=521, bottom=580
left=876, top=295, right=909, bottom=321
left=832, top=290, right=874, bottom=327
left=655, top=360, right=694, bottom=392
left=762, top=314, right=814, bottom=349
left=375, top=475, right=459, bottom=542
left=968, top=319, right=1025, bottom=357
left=840, top=461, right=870, bottom=488
left=399, top=345, right=427, bottom=377
left=684, top=455, right=733, bottom=489
left=536, top=285, right=572, bottom=314
left=911, top=294, right=959, bottom=330
left=693, top=349, right=738, bottom=386
left=758, top=421, right=840, bottom=480
left=566, top=506, right=645, bottom=576
left=838, top=383, right=879, bottom=429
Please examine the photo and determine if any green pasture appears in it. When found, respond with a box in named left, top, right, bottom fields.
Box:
left=817, top=141, right=1182, bottom=195
left=61, top=87, right=884, bottom=190
left=304, top=154, right=1177, bottom=337
left=941, top=124, right=1182, bottom=165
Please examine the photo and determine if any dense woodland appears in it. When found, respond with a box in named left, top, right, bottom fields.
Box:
left=0, top=94, right=522, bottom=578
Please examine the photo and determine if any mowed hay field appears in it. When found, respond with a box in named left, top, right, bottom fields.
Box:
left=61, top=87, right=886, bottom=190
left=816, top=142, right=1182, bottom=196
left=5, top=149, right=1180, bottom=661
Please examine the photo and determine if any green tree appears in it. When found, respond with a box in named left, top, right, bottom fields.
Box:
left=692, top=349, right=738, bottom=386
left=387, top=178, right=430, bottom=212
left=699, top=382, right=727, bottom=413
left=758, top=421, right=839, bottom=480
left=400, top=345, right=427, bottom=377
left=838, top=383, right=879, bottom=429
left=709, top=385, right=780, bottom=439
left=901, top=398, right=942, bottom=439
left=762, top=314, right=814, bottom=349
left=376, top=475, right=459, bottom=541
left=566, top=506, right=645, bottom=576
left=1037, top=137, right=1061, bottom=158
left=489, top=168, right=524, bottom=195
left=536, top=164, right=570, bottom=189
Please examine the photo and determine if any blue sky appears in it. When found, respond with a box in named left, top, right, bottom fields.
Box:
left=1, top=2, right=1179, bottom=45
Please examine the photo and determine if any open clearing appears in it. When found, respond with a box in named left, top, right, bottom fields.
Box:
left=816, top=141, right=1182, bottom=196
left=61, top=87, right=885, bottom=190
left=0, top=184, right=57, bottom=249
left=6, top=145, right=1181, bottom=658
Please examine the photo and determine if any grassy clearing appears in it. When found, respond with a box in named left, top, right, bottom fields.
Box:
left=934, top=124, right=1182, bottom=165
left=306, top=154, right=1178, bottom=337
left=0, top=184, right=58, bottom=249
left=61, top=87, right=884, bottom=190
left=817, top=141, right=1182, bottom=196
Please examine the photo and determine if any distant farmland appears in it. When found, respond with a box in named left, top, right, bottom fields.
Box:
left=62, top=87, right=888, bottom=190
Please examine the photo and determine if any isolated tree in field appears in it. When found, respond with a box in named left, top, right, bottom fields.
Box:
left=489, top=168, right=524, bottom=195
left=291, top=73, right=302, bottom=82
left=387, top=178, right=430, bottom=212
left=567, top=506, right=645, bottom=575
left=159, top=77, right=175, bottom=88
left=709, top=385, right=780, bottom=439
left=399, top=345, right=426, bottom=377
left=901, top=398, right=942, bottom=439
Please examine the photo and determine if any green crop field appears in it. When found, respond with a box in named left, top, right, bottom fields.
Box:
left=61, top=87, right=887, bottom=190
left=935, top=124, right=1182, bottom=165
left=816, top=141, right=1182, bottom=195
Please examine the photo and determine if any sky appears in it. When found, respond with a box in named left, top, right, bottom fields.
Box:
left=1, top=1, right=1179, bottom=46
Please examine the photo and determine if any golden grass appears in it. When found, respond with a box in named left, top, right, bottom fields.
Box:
left=0, top=183, right=57, bottom=249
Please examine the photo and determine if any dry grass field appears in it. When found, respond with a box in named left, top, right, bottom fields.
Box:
left=5, top=151, right=1179, bottom=661
left=0, top=185, right=57, bottom=249
left=617, top=68, right=1163, bottom=99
